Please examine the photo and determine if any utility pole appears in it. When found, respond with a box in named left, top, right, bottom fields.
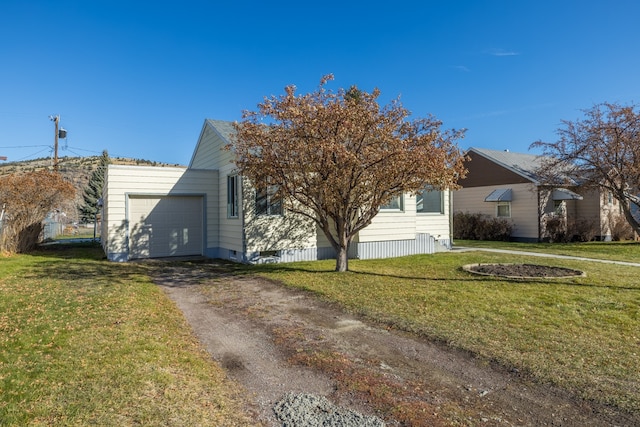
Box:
left=49, top=115, right=67, bottom=172
left=51, top=115, right=59, bottom=172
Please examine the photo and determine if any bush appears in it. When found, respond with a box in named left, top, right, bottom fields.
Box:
left=609, top=213, right=634, bottom=241
left=453, top=212, right=513, bottom=241
left=0, top=170, right=75, bottom=253
left=543, top=214, right=600, bottom=243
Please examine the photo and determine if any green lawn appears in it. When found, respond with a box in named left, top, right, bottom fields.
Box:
left=252, top=246, right=640, bottom=414
left=454, top=238, right=640, bottom=263
left=0, top=242, right=252, bottom=426
left=3, top=240, right=638, bottom=423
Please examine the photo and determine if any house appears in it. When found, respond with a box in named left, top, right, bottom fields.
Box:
left=101, top=119, right=454, bottom=263
left=453, top=147, right=626, bottom=242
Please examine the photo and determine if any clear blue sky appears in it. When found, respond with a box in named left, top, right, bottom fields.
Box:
left=2, top=1, right=639, bottom=166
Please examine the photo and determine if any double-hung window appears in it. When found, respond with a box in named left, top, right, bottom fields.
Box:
left=256, top=183, right=283, bottom=216
left=496, top=202, right=511, bottom=218
left=416, top=186, right=444, bottom=214
left=380, top=195, right=404, bottom=211
left=227, top=175, right=239, bottom=218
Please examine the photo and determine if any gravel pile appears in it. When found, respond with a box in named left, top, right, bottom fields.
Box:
left=273, top=393, right=385, bottom=427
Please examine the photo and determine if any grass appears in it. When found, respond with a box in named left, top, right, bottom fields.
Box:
left=454, top=238, right=640, bottom=263
left=0, top=242, right=252, bottom=426
left=252, top=246, right=640, bottom=414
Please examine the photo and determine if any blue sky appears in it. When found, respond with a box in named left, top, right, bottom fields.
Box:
left=1, top=1, right=639, bottom=166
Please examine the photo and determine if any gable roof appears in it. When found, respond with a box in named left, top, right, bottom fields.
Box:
left=205, top=119, right=236, bottom=141
left=188, top=119, right=236, bottom=168
left=467, top=147, right=545, bottom=184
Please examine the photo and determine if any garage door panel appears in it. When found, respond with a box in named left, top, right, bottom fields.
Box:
left=129, top=196, right=203, bottom=259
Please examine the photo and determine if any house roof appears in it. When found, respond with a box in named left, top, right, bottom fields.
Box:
left=205, top=119, right=236, bottom=142
left=188, top=119, right=236, bottom=168
left=467, top=147, right=546, bottom=184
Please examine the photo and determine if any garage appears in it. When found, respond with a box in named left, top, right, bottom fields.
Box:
left=128, top=195, right=204, bottom=259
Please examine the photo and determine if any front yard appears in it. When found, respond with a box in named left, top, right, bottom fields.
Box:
left=1, top=240, right=638, bottom=423
left=253, top=244, right=640, bottom=415
left=0, top=242, right=252, bottom=426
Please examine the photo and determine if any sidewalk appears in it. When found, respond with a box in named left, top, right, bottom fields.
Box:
left=453, top=246, right=640, bottom=268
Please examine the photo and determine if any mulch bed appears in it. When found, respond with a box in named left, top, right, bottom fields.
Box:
left=464, top=263, right=585, bottom=278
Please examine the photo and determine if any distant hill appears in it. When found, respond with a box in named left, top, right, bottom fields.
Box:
left=0, top=156, right=183, bottom=222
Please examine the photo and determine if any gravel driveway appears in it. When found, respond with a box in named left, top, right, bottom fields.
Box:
left=149, top=260, right=637, bottom=426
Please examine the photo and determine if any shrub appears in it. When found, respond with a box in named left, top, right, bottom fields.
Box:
left=609, top=212, right=634, bottom=241
left=569, top=218, right=599, bottom=242
left=0, top=170, right=75, bottom=253
left=453, top=212, right=513, bottom=241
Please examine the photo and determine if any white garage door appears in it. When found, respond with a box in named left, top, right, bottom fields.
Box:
left=128, top=195, right=203, bottom=259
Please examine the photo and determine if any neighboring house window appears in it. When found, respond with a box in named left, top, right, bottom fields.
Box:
left=417, top=187, right=444, bottom=214
left=256, top=184, right=283, bottom=216
left=227, top=175, right=239, bottom=218
left=496, top=202, right=511, bottom=218
left=553, top=200, right=564, bottom=212
left=381, top=195, right=404, bottom=211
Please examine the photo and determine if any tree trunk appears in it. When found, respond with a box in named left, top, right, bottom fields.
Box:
left=335, top=245, right=349, bottom=272
left=621, top=200, right=640, bottom=237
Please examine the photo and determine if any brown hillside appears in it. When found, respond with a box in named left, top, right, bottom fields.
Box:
left=0, top=156, right=182, bottom=223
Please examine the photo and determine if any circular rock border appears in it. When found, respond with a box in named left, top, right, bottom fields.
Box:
left=462, top=263, right=586, bottom=279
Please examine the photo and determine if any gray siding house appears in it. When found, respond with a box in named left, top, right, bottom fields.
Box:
left=454, top=147, right=625, bottom=242
left=102, top=119, right=454, bottom=262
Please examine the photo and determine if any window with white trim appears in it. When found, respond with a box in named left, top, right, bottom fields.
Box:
left=496, top=202, right=511, bottom=218
left=227, top=175, right=239, bottom=218
left=416, top=187, right=444, bottom=214
left=256, top=184, right=283, bottom=216
left=380, top=195, right=404, bottom=211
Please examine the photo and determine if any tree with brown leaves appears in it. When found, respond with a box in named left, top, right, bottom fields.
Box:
left=0, top=170, right=75, bottom=253
left=531, top=102, right=640, bottom=236
left=232, top=75, right=466, bottom=271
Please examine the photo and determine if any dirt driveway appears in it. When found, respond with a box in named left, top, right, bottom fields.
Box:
left=149, top=260, right=636, bottom=426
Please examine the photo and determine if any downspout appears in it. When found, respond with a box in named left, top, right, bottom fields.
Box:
left=449, top=188, right=454, bottom=249
left=241, top=175, right=247, bottom=262
left=537, top=187, right=542, bottom=242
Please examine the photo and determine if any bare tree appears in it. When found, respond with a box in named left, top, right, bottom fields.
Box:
left=0, top=170, right=75, bottom=252
left=531, top=102, right=640, bottom=235
left=232, top=75, right=467, bottom=271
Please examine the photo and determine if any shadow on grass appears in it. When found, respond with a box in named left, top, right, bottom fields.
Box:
left=248, top=262, right=640, bottom=292
left=16, top=241, right=151, bottom=287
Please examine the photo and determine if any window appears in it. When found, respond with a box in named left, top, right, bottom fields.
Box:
left=496, top=202, right=511, bottom=218
left=380, top=195, right=404, bottom=211
left=416, top=187, right=444, bottom=214
left=256, top=184, right=283, bottom=216
left=227, top=175, right=239, bottom=218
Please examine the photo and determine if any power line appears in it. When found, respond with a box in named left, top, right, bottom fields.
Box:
left=0, top=145, right=50, bottom=149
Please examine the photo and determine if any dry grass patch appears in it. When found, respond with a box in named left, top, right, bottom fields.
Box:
left=253, top=250, right=640, bottom=415
left=0, top=242, right=253, bottom=426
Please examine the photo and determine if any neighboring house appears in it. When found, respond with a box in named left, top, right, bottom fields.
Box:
left=102, top=119, right=454, bottom=262
left=454, top=147, right=625, bottom=242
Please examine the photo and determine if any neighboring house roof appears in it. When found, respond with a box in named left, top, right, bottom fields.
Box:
left=467, top=147, right=545, bottom=184
left=463, top=147, right=580, bottom=187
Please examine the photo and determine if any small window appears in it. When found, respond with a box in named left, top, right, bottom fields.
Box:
left=381, top=195, right=404, bottom=211
left=417, top=187, right=444, bottom=214
left=256, top=184, right=283, bottom=216
left=496, top=202, right=511, bottom=218
left=227, top=175, right=239, bottom=218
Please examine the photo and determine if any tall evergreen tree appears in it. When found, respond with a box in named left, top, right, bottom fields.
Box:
left=79, top=150, right=109, bottom=223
